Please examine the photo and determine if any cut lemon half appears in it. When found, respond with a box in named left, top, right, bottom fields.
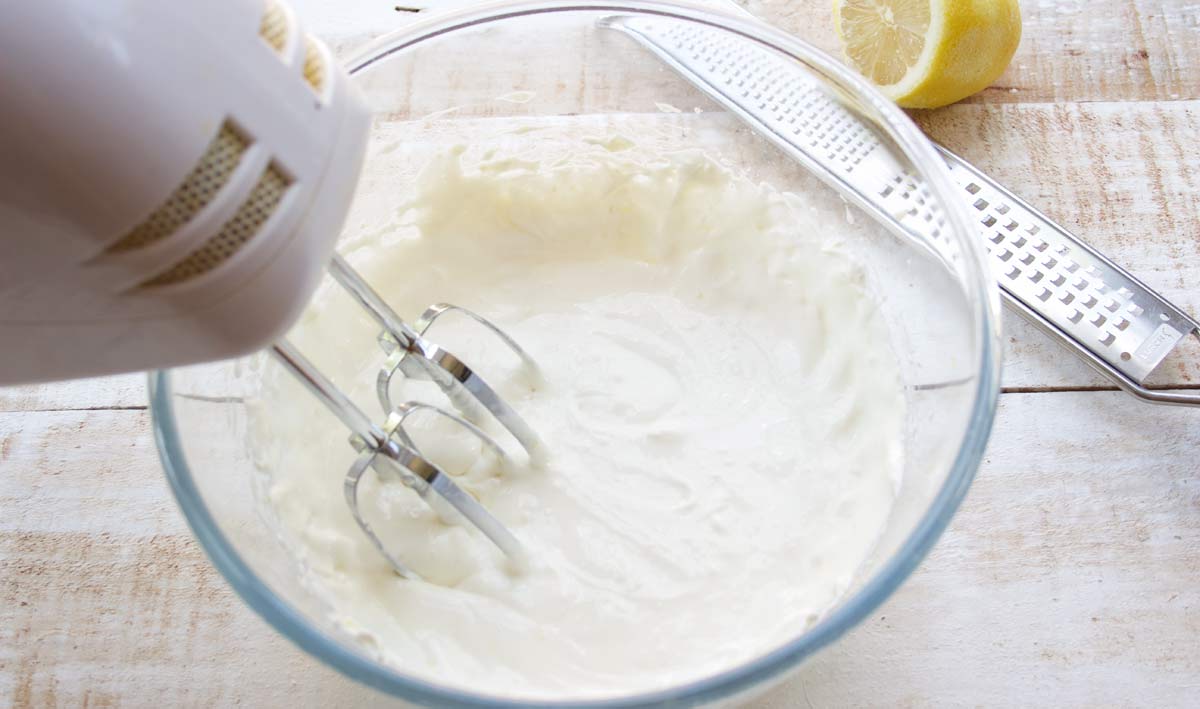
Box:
left=833, top=0, right=1022, bottom=109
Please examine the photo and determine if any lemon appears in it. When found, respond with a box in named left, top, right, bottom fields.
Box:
left=833, top=0, right=1022, bottom=109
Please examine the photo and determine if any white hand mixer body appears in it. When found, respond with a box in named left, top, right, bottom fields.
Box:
left=0, top=0, right=368, bottom=382
left=0, top=0, right=541, bottom=577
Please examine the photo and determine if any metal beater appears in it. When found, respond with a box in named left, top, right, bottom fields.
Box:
left=271, top=254, right=544, bottom=579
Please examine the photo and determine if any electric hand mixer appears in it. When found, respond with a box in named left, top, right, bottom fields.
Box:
left=4, top=0, right=1199, bottom=579
left=0, top=0, right=541, bottom=579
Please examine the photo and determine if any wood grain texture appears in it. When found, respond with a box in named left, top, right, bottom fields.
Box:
left=2, top=394, right=1196, bottom=706
left=757, top=390, right=1200, bottom=708
left=0, top=375, right=146, bottom=413
left=0, top=409, right=387, bottom=708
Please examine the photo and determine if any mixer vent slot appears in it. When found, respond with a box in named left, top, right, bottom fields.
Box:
left=259, top=0, right=290, bottom=53
left=302, top=36, right=327, bottom=96
left=138, top=163, right=292, bottom=288
left=105, top=122, right=248, bottom=254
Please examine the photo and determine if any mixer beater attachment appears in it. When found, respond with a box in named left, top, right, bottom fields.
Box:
left=271, top=254, right=543, bottom=579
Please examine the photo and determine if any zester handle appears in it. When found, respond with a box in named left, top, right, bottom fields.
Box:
left=603, top=15, right=1200, bottom=406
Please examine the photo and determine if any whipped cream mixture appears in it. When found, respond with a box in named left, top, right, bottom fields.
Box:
left=252, top=135, right=905, bottom=700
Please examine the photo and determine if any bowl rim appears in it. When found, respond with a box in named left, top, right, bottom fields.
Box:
left=152, top=1, right=1001, bottom=706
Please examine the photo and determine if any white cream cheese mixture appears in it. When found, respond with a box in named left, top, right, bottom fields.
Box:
left=252, top=134, right=906, bottom=700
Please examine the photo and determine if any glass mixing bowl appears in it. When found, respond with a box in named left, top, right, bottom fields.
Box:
left=151, top=1, right=1001, bottom=705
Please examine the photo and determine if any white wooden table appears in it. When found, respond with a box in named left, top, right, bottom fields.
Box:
left=3, top=1, right=1198, bottom=706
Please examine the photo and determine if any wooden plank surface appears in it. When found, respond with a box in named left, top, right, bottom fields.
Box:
left=3, top=0, right=1200, bottom=707
left=3, top=394, right=1197, bottom=706
left=0, top=375, right=146, bottom=413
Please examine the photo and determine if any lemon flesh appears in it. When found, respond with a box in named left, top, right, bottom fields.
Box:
left=834, top=0, right=1022, bottom=109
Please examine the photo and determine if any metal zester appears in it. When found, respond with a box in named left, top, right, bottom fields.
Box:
left=602, top=15, right=1200, bottom=406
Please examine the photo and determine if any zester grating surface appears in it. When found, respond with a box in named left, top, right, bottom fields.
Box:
left=605, top=16, right=1200, bottom=393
